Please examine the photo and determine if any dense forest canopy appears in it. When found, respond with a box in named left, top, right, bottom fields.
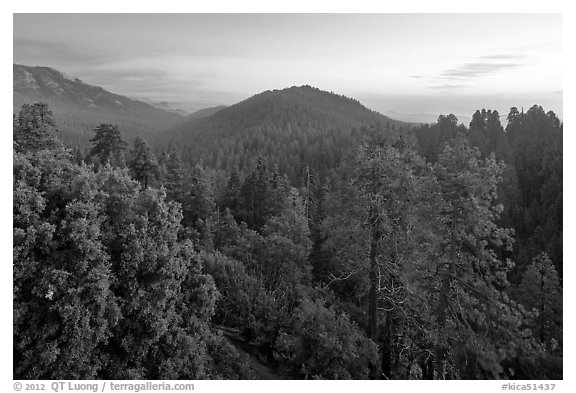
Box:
left=13, top=93, right=562, bottom=380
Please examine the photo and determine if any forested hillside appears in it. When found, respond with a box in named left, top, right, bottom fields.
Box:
left=13, top=97, right=562, bottom=380
left=412, top=108, right=563, bottom=280
left=13, top=64, right=184, bottom=149
left=162, top=85, right=409, bottom=183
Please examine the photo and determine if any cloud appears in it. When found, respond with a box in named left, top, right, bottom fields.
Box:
left=413, top=53, right=532, bottom=90
left=439, top=62, right=524, bottom=79
left=479, top=54, right=528, bottom=60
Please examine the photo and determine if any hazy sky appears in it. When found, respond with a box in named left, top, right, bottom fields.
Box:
left=13, top=13, right=562, bottom=122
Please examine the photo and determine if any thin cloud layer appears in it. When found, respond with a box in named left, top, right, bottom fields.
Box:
left=440, top=62, right=526, bottom=79
left=480, top=54, right=529, bottom=60
left=411, top=53, right=533, bottom=93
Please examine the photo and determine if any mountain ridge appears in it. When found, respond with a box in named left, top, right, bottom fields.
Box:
left=13, top=63, right=184, bottom=148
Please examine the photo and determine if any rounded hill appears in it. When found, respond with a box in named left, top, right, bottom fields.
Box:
left=164, top=85, right=407, bottom=182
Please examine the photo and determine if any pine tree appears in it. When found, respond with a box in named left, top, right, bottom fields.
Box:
left=87, top=124, right=127, bottom=168
left=237, top=156, right=289, bottom=230
left=319, top=129, right=434, bottom=378
left=14, top=103, right=59, bottom=152
left=514, top=253, right=562, bottom=352
left=220, top=171, right=242, bottom=215
left=162, top=151, right=187, bottom=202
left=505, top=105, right=563, bottom=277
left=351, top=133, right=430, bottom=377
left=430, top=138, right=520, bottom=379
left=181, top=164, right=216, bottom=228
left=128, top=137, right=160, bottom=188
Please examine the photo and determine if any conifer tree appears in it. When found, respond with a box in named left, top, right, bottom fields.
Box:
left=181, top=164, right=216, bottom=228
left=87, top=124, right=127, bottom=168
left=162, top=151, right=187, bottom=202
left=128, top=137, right=160, bottom=188
left=14, top=103, right=59, bottom=152
left=220, top=171, right=242, bottom=215
left=514, top=253, right=562, bottom=352
left=429, top=139, right=520, bottom=379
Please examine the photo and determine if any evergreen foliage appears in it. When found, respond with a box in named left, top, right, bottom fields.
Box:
left=13, top=101, right=562, bottom=380
left=14, top=103, right=59, bottom=152
left=87, top=124, right=128, bottom=168
left=128, top=137, right=160, bottom=188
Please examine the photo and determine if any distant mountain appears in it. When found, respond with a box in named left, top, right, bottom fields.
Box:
left=163, top=85, right=409, bottom=182
left=13, top=64, right=184, bottom=149
left=134, top=98, right=191, bottom=117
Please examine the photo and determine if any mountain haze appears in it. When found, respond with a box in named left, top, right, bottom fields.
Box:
left=13, top=64, right=184, bottom=148
left=135, top=98, right=191, bottom=117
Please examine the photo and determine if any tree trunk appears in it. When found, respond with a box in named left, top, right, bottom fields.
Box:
left=382, top=311, right=393, bottom=378
left=381, top=248, right=398, bottom=379
left=435, top=221, right=456, bottom=380
left=435, top=350, right=447, bottom=380
left=368, top=269, right=378, bottom=340
left=437, top=229, right=456, bottom=325
left=421, top=357, right=434, bottom=379
left=368, top=208, right=380, bottom=341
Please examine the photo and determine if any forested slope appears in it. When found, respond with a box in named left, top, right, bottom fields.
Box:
left=162, top=85, right=409, bottom=183
left=13, top=98, right=562, bottom=380
left=13, top=64, right=184, bottom=149
left=412, top=108, right=563, bottom=280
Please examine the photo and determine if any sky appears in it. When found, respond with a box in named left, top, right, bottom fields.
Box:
left=13, top=13, right=563, bottom=123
